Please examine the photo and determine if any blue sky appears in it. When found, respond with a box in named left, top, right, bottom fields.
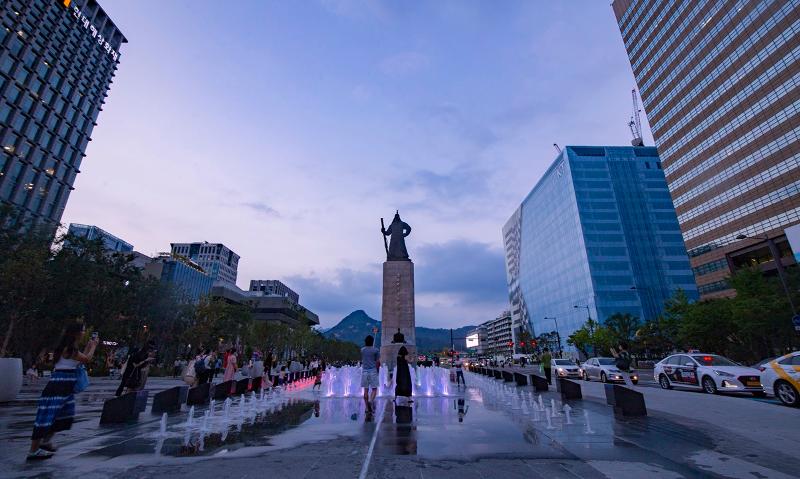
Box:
left=62, top=0, right=653, bottom=329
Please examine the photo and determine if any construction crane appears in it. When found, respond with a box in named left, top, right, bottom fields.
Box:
left=629, top=89, right=645, bottom=147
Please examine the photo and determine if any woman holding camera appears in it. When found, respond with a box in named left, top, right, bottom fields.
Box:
left=28, top=321, right=98, bottom=461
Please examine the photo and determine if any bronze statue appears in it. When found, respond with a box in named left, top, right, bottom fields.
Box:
left=381, top=211, right=411, bottom=261
left=392, top=328, right=406, bottom=344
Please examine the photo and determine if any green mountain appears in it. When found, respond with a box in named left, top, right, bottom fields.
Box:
left=324, top=310, right=476, bottom=353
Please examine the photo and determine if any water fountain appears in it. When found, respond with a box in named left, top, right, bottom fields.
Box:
left=159, top=412, right=168, bottom=437
left=322, top=365, right=453, bottom=398
left=545, top=408, right=556, bottom=429
left=583, top=410, right=595, bottom=434
left=550, top=398, right=561, bottom=416
left=563, top=404, right=573, bottom=424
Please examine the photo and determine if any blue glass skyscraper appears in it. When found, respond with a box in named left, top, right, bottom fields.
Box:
left=1, top=0, right=126, bottom=226
left=503, top=146, right=698, bottom=348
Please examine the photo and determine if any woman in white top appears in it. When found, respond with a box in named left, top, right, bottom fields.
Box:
left=28, top=321, right=98, bottom=461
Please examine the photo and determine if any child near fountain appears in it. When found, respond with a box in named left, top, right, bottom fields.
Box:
left=313, top=366, right=323, bottom=390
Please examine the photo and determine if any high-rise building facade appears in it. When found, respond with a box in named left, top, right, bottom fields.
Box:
left=482, top=311, right=514, bottom=357
left=1, top=0, right=125, bottom=226
left=170, top=242, right=240, bottom=285
left=502, top=208, right=533, bottom=343
left=249, top=279, right=299, bottom=303
left=612, top=0, right=800, bottom=298
left=144, top=253, right=213, bottom=304
left=67, top=222, right=131, bottom=252
left=504, top=146, right=698, bottom=348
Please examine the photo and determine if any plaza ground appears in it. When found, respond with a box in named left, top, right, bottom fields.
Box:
left=0, top=370, right=798, bottom=478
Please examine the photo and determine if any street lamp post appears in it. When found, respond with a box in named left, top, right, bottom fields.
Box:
left=736, top=233, right=797, bottom=315
left=544, top=316, right=561, bottom=357
left=574, top=304, right=595, bottom=355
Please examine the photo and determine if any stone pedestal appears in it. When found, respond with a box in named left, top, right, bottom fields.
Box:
left=380, top=260, right=416, bottom=371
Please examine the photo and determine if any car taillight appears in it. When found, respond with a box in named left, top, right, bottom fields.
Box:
left=758, top=366, right=766, bottom=372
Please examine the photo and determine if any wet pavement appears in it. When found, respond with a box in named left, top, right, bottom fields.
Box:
left=1, top=372, right=799, bottom=478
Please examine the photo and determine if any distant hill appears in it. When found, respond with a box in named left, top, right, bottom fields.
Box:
left=324, top=310, right=476, bottom=353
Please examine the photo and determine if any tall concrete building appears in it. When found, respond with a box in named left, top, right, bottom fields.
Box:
left=504, top=146, right=698, bottom=349
left=612, top=0, right=800, bottom=298
left=67, top=222, right=131, bottom=252
left=0, top=0, right=125, bottom=226
left=249, top=279, right=299, bottom=303
left=482, top=311, right=514, bottom=357
left=170, top=242, right=240, bottom=286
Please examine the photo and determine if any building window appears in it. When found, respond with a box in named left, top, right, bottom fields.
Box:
left=698, top=280, right=729, bottom=295
left=692, top=258, right=729, bottom=276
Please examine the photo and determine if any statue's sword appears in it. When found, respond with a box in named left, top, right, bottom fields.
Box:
left=380, top=218, right=389, bottom=256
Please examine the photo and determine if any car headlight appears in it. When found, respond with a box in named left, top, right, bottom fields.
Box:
left=713, top=370, right=734, bottom=377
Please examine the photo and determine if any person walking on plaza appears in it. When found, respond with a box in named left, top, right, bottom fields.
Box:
left=127, top=343, right=157, bottom=393
left=28, top=322, right=98, bottom=461
left=542, top=348, right=553, bottom=384
left=360, top=335, right=381, bottom=413
left=223, top=348, right=238, bottom=382
left=172, top=358, right=182, bottom=378
left=213, top=356, right=222, bottom=379
left=454, top=355, right=466, bottom=387
left=395, top=346, right=412, bottom=403
left=115, top=341, right=155, bottom=396
left=611, top=342, right=633, bottom=383
left=195, top=349, right=211, bottom=385
left=313, top=365, right=323, bottom=391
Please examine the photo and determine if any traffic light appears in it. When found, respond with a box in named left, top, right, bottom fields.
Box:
left=531, top=340, right=537, bottom=347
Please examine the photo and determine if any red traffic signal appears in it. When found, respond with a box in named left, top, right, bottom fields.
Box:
left=531, top=340, right=537, bottom=347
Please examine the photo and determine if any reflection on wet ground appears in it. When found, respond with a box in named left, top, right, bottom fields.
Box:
left=3, top=372, right=800, bottom=478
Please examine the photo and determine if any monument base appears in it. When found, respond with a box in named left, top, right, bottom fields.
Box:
left=380, top=343, right=417, bottom=372
left=380, top=260, right=416, bottom=372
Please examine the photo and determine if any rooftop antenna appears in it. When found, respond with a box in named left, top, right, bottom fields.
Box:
left=553, top=143, right=561, bottom=153
left=628, top=89, right=645, bottom=147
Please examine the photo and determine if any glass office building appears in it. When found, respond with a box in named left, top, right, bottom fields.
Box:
left=612, top=0, right=800, bottom=298
left=170, top=242, right=241, bottom=286
left=504, top=146, right=698, bottom=347
left=145, top=255, right=214, bottom=304
left=67, top=222, right=131, bottom=252
left=0, top=0, right=125, bottom=226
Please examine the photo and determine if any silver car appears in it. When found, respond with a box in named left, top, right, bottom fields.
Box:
left=581, top=357, right=626, bottom=383
left=552, top=358, right=582, bottom=379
